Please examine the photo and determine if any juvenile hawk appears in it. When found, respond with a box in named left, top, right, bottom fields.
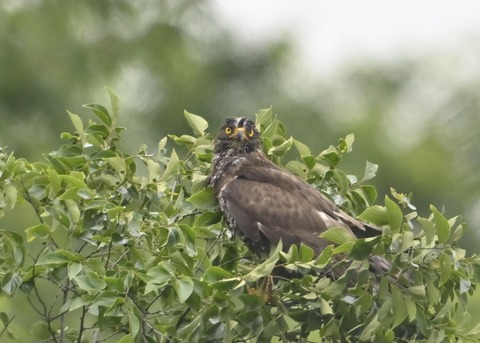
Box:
left=207, top=117, right=383, bottom=260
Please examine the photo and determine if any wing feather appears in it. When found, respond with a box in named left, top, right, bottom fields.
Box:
left=219, top=158, right=381, bottom=254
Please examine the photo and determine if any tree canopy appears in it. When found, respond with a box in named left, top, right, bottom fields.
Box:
left=1, top=93, right=479, bottom=342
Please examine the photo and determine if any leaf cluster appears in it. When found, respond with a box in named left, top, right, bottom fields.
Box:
left=0, top=92, right=480, bottom=342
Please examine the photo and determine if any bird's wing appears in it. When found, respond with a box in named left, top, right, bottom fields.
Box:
left=238, top=161, right=379, bottom=232
left=221, top=177, right=329, bottom=254
left=220, top=161, right=380, bottom=254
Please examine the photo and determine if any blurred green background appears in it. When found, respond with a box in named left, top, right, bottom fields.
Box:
left=1, top=1, right=480, bottom=340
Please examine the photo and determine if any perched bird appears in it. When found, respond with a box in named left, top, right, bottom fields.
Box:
left=207, top=117, right=388, bottom=273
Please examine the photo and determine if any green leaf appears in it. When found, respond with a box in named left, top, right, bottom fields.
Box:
left=128, top=312, right=140, bottom=338
left=439, top=253, right=452, bottom=285
left=268, top=136, right=293, bottom=156
left=37, top=250, right=84, bottom=267
left=146, top=266, right=173, bottom=285
left=299, top=243, right=314, bottom=262
left=293, top=139, right=311, bottom=156
left=399, top=230, right=414, bottom=252
left=460, top=279, right=472, bottom=294
left=319, top=227, right=356, bottom=245
left=25, top=223, right=50, bottom=242
left=243, top=243, right=281, bottom=282
left=59, top=173, right=87, bottom=188
left=404, top=296, right=417, bottom=322
left=466, top=322, right=480, bottom=337
left=407, top=285, right=426, bottom=298
left=357, top=205, right=388, bottom=226
left=83, top=103, right=112, bottom=126
left=204, top=266, right=234, bottom=283
left=418, top=217, right=436, bottom=245
left=47, top=168, right=62, bottom=194
left=1, top=272, right=22, bottom=295
left=315, top=245, right=333, bottom=266
left=67, top=111, right=84, bottom=135
left=385, top=196, right=403, bottom=231
left=317, top=145, right=340, bottom=167
left=105, top=157, right=126, bottom=174
left=117, top=334, right=134, bottom=343
left=333, top=169, right=350, bottom=196
left=4, top=183, right=17, bottom=209
left=74, top=271, right=107, bottom=293
left=158, top=136, right=168, bottom=153
left=194, top=211, right=222, bottom=227
left=285, top=160, right=308, bottom=179
left=255, top=107, right=273, bottom=127
left=67, top=263, right=83, bottom=280
left=143, top=158, right=161, bottom=182
left=169, top=134, right=197, bottom=145
left=65, top=199, right=80, bottom=223
left=106, top=86, right=119, bottom=119
left=302, top=155, right=316, bottom=170
left=174, top=276, right=194, bottom=303
left=338, top=133, right=354, bottom=153
left=349, top=237, right=380, bottom=260
left=361, top=161, right=378, bottom=182
left=159, top=149, right=179, bottom=181
left=187, top=188, right=216, bottom=210
left=391, top=285, right=408, bottom=328
left=184, top=110, right=208, bottom=137
left=430, top=205, right=450, bottom=244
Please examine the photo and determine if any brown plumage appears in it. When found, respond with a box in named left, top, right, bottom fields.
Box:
left=207, top=117, right=385, bottom=264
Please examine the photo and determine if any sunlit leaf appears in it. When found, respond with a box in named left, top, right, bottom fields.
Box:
left=319, top=227, right=356, bottom=245
left=385, top=195, right=403, bottom=232
left=105, top=157, right=126, bottom=174
left=430, top=205, right=450, bottom=244
left=357, top=205, right=388, bottom=225
left=83, top=103, right=112, bottom=126
left=106, top=86, right=119, bottom=119
left=255, top=107, right=273, bottom=127
left=418, top=217, right=435, bottom=245
left=67, top=111, right=84, bottom=136
left=293, top=139, right=311, bottom=156
left=4, top=183, right=17, bottom=209
left=159, top=148, right=179, bottom=181
left=184, top=110, right=208, bottom=137
left=243, top=243, right=281, bottom=282
left=361, top=161, right=378, bottom=182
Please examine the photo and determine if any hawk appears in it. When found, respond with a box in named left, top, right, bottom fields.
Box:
left=207, top=117, right=385, bottom=267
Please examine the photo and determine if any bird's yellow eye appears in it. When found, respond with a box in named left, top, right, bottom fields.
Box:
left=248, top=129, right=254, bottom=137
left=225, top=127, right=232, bottom=134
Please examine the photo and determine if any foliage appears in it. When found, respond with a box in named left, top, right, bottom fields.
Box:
left=1, top=92, right=480, bottom=342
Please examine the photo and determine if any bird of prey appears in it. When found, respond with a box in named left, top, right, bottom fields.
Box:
left=207, top=117, right=385, bottom=265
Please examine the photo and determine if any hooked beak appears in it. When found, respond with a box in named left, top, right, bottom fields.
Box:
left=234, top=127, right=247, bottom=140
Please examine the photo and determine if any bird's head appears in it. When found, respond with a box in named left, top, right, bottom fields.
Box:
left=214, top=117, right=261, bottom=154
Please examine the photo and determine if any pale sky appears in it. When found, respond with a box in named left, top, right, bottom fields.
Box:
left=213, top=1, right=480, bottom=75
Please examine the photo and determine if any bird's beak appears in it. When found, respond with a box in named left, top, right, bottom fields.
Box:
left=234, top=127, right=247, bottom=140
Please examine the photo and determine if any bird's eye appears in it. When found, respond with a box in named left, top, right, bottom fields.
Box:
left=225, top=127, right=232, bottom=134
left=248, top=129, right=254, bottom=137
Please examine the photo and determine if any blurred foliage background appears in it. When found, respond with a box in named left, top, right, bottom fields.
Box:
left=1, top=0, right=480, bottom=339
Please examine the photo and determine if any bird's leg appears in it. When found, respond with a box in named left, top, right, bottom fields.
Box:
left=248, top=276, right=277, bottom=304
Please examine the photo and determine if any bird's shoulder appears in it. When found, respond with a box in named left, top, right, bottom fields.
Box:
left=233, top=151, right=312, bottom=192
